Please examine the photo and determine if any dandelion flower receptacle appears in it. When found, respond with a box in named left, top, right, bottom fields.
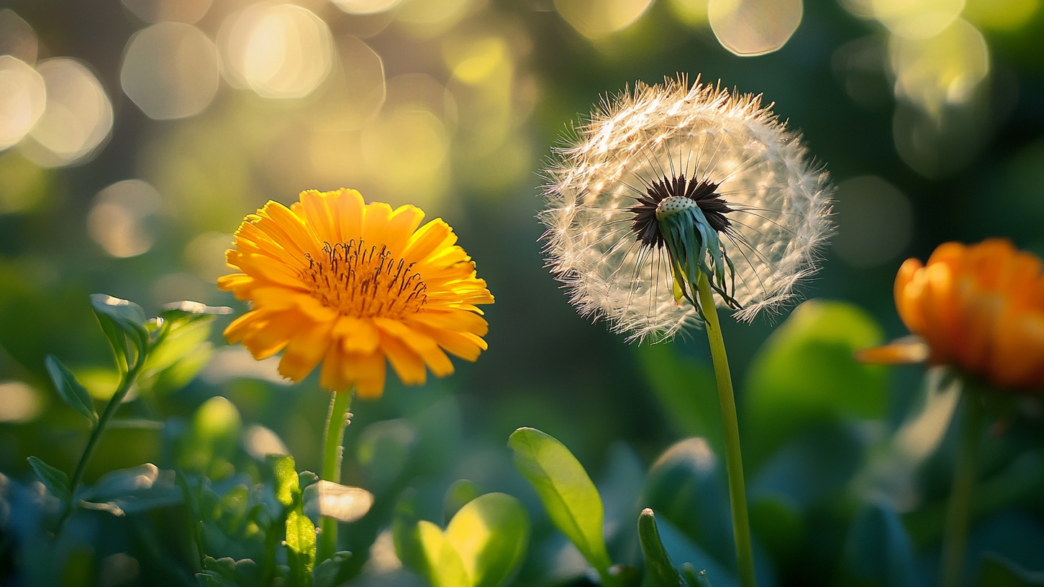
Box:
left=219, top=188, right=494, bottom=398
left=541, top=77, right=834, bottom=587
left=220, top=188, right=493, bottom=562
left=541, top=77, right=832, bottom=342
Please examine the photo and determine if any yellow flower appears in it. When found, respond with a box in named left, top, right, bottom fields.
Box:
left=218, top=189, right=494, bottom=398
left=859, top=239, right=1044, bottom=391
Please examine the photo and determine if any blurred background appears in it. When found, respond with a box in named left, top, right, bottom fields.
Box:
left=1, top=0, right=1043, bottom=585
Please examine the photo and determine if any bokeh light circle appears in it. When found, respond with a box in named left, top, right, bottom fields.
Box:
left=121, top=0, right=212, bottom=23
left=0, top=56, right=46, bottom=151
left=708, top=0, right=803, bottom=56
left=87, top=179, right=163, bottom=258
left=554, top=0, right=655, bottom=39
left=890, top=18, right=988, bottom=109
left=330, top=0, right=401, bottom=15
left=20, top=58, right=113, bottom=168
left=219, top=3, right=335, bottom=100
left=872, top=0, right=964, bottom=39
left=833, top=176, right=914, bottom=268
left=121, top=23, right=220, bottom=120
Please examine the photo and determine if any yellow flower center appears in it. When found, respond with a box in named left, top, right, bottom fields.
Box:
left=303, top=241, right=427, bottom=318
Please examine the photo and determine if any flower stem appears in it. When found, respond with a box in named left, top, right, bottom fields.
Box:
left=695, top=272, right=757, bottom=587
left=317, top=390, right=352, bottom=563
left=58, top=358, right=144, bottom=530
left=940, top=388, right=984, bottom=587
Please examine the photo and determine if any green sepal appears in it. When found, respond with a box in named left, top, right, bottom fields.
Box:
left=682, top=564, right=713, bottom=587
left=90, top=294, right=148, bottom=370
left=657, top=207, right=740, bottom=315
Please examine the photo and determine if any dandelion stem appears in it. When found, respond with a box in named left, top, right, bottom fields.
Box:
left=318, top=390, right=352, bottom=563
left=695, top=272, right=757, bottom=587
left=940, top=387, right=984, bottom=587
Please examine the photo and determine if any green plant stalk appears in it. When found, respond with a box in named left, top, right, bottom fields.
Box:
left=695, top=272, right=757, bottom=587
left=317, top=390, right=352, bottom=563
left=940, top=389, right=984, bottom=587
left=58, top=356, right=145, bottom=529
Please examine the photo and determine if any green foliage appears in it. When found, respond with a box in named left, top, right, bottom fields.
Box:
left=839, top=501, right=915, bottom=587
left=26, top=455, right=69, bottom=500
left=178, top=397, right=243, bottom=479
left=978, top=554, right=1044, bottom=586
left=508, top=427, right=613, bottom=577
left=635, top=345, right=723, bottom=455
left=271, top=454, right=317, bottom=587
left=44, top=355, right=97, bottom=424
left=638, top=509, right=685, bottom=587
left=394, top=491, right=530, bottom=587
left=743, top=300, right=888, bottom=468
left=89, top=294, right=148, bottom=369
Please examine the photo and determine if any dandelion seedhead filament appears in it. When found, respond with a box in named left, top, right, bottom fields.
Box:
left=541, top=76, right=833, bottom=341
left=219, top=189, right=494, bottom=398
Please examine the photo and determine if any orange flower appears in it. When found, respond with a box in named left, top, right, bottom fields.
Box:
left=859, top=239, right=1044, bottom=391
left=219, top=189, right=494, bottom=398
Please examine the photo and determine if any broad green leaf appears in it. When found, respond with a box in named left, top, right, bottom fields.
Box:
left=313, top=551, right=353, bottom=587
left=444, top=479, right=482, bottom=524
left=393, top=493, right=470, bottom=587
left=642, top=439, right=730, bottom=566
left=90, top=294, right=148, bottom=364
left=45, top=356, right=97, bottom=424
left=201, top=557, right=261, bottom=587
left=743, top=300, right=887, bottom=468
left=638, top=509, right=684, bottom=587
left=636, top=345, right=723, bottom=456
left=840, top=501, right=915, bottom=587
left=653, top=517, right=738, bottom=587
left=270, top=455, right=300, bottom=509
left=445, top=493, right=530, bottom=587
left=508, top=427, right=612, bottom=574
left=27, top=456, right=69, bottom=499
left=749, top=424, right=864, bottom=511
left=286, top=510, right=316, bottom=587
left=977, top=553, right=1044, bottom=586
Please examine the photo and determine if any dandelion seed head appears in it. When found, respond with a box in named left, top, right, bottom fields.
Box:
left=540, top=77, right=833, bottom=342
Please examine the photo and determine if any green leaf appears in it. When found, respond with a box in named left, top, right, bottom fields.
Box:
left=682, top=564, right=713, bottom=587
left=638, top=509, right=684, bottom=587
left=27, top=456, right=70, bottom=499
left=286, top=510, right=316, bottom=587
left=45, top=355, right=97, bottom=424
left=642, top=438, right=730, bottom=566
left=445, top=493, right=530, bottom=587
left=178, top=397, right=242, bottom=478
left=90, top=294, right=148, bottom=364
left=78, top=463, right=181, bottom=515
left=977, top=553, right=1044, bottom=586
left=270, top=455, right=301, bottom=509
left=444, top=479, right=482, bottom=524
left=395, top=514, right=470, bottom=587
left=312, top=551, right=353, bottom=587
left=743, top=300, right=887, bottom=468
left=635, top=345, right=723, bottom=456
left=840, top=501, right=915, bottom=587
left=508, top=427, right=612, bottom=575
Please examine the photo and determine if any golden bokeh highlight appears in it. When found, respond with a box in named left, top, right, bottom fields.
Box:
left=0, top=9, right=38, bottom=64
left=330, top=0, right=402, bottom=15
left=872, top=0, right=965, bottom=39
left=890, top=18, right=988, bottom=112
left=19, top=58, right=114, bottom=168
left=121, top=0, right=213, bottom=24
left=708, top=0, right=804, bottom=56
left=0, top=56, right=46, bottom=151
left=87, top=180, right=163, bottom=258
left=120, top=23, right=220, bottom=120
left=668, top=0, right=711, bottom=26
left=219, top=3, right=335, bottom=100
left=554, top=0, right=654, bottom=39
